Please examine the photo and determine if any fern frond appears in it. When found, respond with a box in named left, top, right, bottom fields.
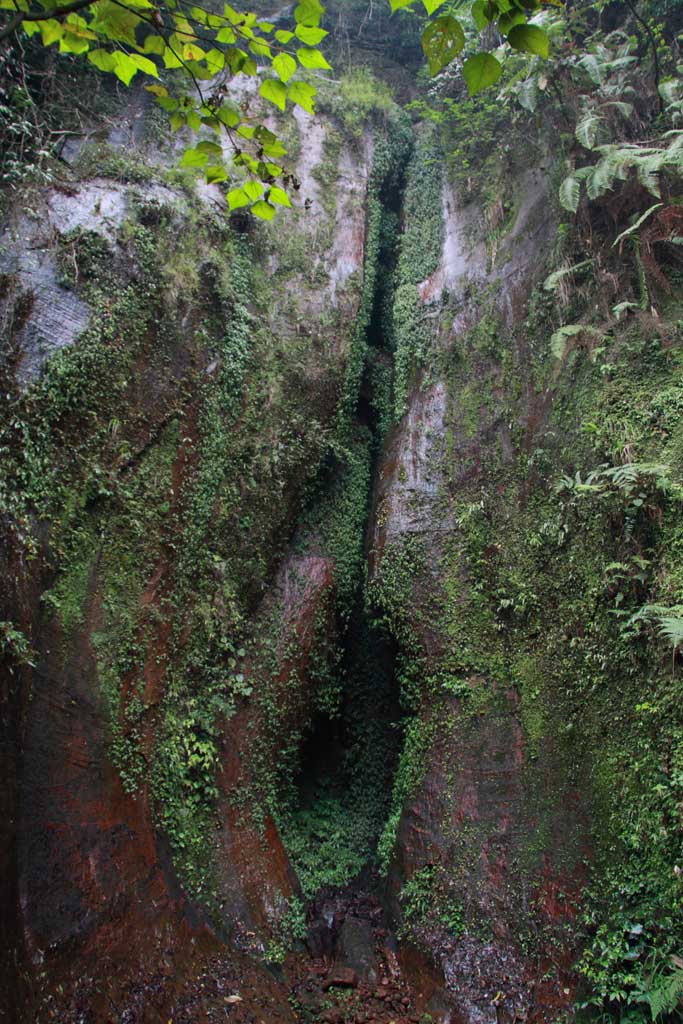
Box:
left=602, top=100, right=634, bottom=118
left=544, top=259, right=593, bottom=290
left=647, top=966, right=683, bottom=1019
left=559, top=175, right=581, bottom=212
left=576, top=111, right=604, bottom=150
left=578, top=53, right=604, bottom=84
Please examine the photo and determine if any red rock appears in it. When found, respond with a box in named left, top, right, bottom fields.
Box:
left=322, top=967, right=359, bottom=991
left=321, top=1010, right=344, bottom=1024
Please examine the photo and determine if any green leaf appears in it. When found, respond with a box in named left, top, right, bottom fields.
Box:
left=128, top=52, right=158, bottom=77
left=262, top=138, right=287, bottom=158
left=422, top=0, right=445, bottom=13
left=507, top=23, right=549, bottom=58
left=273, top=52, right=297, bottom=82
left=550, top=323, right=586, bottom=360
left=157, top=95, right=179, bottom=112
left=196, top=140, right=222, bottom=156
left=36, top=18, right=63, bottom=45
left=243, top=180, right=264, bottom=201
left=462, top=52, right=502, bottom=94
left=59, top=30, right=90, bottom=55
left=612, top=203, right=663, bottom=248
left=204, top=47, right=226, bottom=71
left=255, top=126, right=288, bottom=158
left=557, top=174, right=581, bottom=211
left=88, top=47, right=115, bottom=71
left=294, top=0, right=324, bottom=27
left=180, top=147, right=209, bottom=167
left=268, top=186, right=291, bottom=207
left=389, top=0, right=414, bottom=10
left=422, top=15, right=465, bottom=76
left=143, top=33, right=166, bottom=55
left=217, top=104, right=240, bottom=128
left=294, top=24, right=327, bottom=44
left=296, top=47, right=331, bottom=70
left=90, top=2, right=141, bottom=45
left=227, top=187, right=250, bottom=210
left=249, top=38, right=271, bottom=58
left=275, top=29, right=294, bottom=43
left=223, top=4, right=242, bottom=25
left=111, top=52, right=139, bottom=84
left=260, top=78, right=287, bottom=111
left=163, top=46, right=183, bottom=69
left=498, top=9, right=526, bottom=33
left=289, top=80, right=316, bottom=114
left=251, top=200, right=276, bottom=220
left=216, top=26, right=236, bottom=43
left=206, top=166, right=228, bottom=184
left=471, top=0, right=490, bottom=30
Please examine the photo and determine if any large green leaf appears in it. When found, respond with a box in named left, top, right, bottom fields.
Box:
left=273, top=52, right=297, bottom=82
left=295, top=24, right=327, bottom=44
left=251, top=200, right=276, bottom=220
left=59, top=30, right=90, bottom=54
left=471, top=0, right=490, bottom=30
left=111, top=51, right=139, bottom=84
left=389, top=0, right=414, bottom=10
left=297, top=47, right=331, bottom=70
left=180, top=146, right=209, bottom=167
left=422, top=15, right=465, bottom=76
left=507, top=23, right=549, bottom=58
left=267, top=186, right=291, bottom=207
left=294, top=0, right=324, bottom=27
left=462, top=52, right=502, bottom=95
left=196, top=140, right=222, bottom=156
left=128, top=53, right=158, bottom=77
left=243, top=180, right=264, bottom=201
left=206, top=165, right=228, bottom=183
left=227, top=187, right=250, bottom=210
left=88, top=48, right=116, bottom=72
left=289, top=80, right=316, bottom=114
left=90, top=1, right=140, bottom=45
left=217, top=104, right=240, bottom=128
left=260, top=78, right=287, bottom=111
left=36, top=18, right=63, bottom=46
left=143, top=33, right=166, bottom=55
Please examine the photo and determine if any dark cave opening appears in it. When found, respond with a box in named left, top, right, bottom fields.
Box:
left=282, top=611, right=404, bottom=899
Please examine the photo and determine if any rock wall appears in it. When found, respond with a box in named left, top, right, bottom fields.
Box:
left=0, top=74, right=410, bottom=1020
left=367, top=94, right=683, bottom=1024
left=2, top=32, right=683, bottom=1024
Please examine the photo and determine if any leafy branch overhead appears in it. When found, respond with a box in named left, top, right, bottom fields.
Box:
left=391, top=0, right=553, bottom=95
left=0, top=0, right=554, bottom=217
left=0, top=0, right=334, bottom=218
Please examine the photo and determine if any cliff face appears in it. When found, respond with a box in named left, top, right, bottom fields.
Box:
left=2, top=14, right=683, bottom=1024
left=0, top=72, right=411, bottom=1018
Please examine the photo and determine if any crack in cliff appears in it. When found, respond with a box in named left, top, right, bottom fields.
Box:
left=278, top=166, right=410, bottom=911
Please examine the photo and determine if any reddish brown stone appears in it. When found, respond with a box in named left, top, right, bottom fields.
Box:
left=323, top=967, right=359, bottom=991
